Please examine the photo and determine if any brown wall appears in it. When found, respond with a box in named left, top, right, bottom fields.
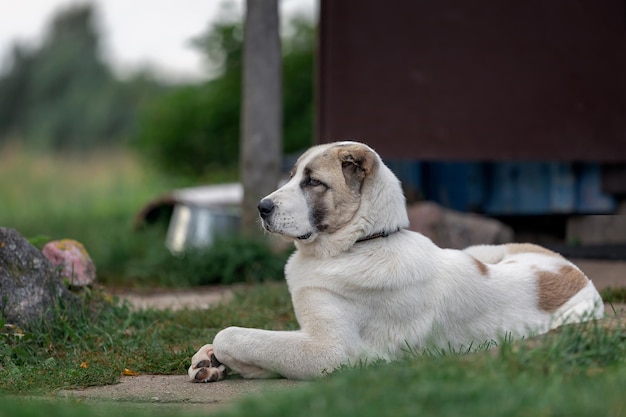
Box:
left=317, top=0, right=626, bottom=161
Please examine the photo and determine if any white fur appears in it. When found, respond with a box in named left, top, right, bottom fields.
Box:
left=188, top=141, right=604, bottom=382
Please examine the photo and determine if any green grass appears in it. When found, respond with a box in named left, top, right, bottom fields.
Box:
left=0, top=283, right=296, bottom=394
left=0, top=144, right=179, bottom=286
left=601, top=287, right=626, bottom=304
left=0, top=144, right=288, bottom=288
left=2, top=282, right=626, bottom=416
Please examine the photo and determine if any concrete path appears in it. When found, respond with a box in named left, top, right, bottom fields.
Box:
left=113, top=286, right=234, bottom=311
left=57, top=375, right=305, bottom=414
left=54, top=259, right=626, bottom=414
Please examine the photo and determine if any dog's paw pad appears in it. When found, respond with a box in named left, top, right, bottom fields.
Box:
left=195, top=359, right=211, bottom=368
left=190, top=354, right=228, bottom=383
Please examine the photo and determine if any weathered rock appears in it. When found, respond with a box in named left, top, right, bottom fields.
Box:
left=407, top=201, right=514, bottom=249
left=0, top=227, right=73, bottom=328
left=42, top=239, right=97, bottom=287
left=566, top=215, right=626, bottom=246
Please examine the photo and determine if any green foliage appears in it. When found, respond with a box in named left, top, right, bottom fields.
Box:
left=0, top=5, right=163, bottom=150
left=0, top=1, right=314, bottom=172
left=0, top=147, right=290, bottom=288
left=123, top=235, right=291, bottom=287
left=133, top=14, right=315, bottom=177
left=134, top=76, right=241, bottom=177
left=174, top=238, right=290, bottom=285
left=282, top=17, right=316, bottom=155
left=600, top=286, right=626, bottom=304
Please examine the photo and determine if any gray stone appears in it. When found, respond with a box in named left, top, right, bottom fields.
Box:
left=566, top=215, right=626, bottom=245
left=0, top=227, right=73, bottom=328
left=407, top=201, right=514, bottom=249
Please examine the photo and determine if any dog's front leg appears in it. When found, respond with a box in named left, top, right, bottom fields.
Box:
left=189, top=326, right=346, bottom=382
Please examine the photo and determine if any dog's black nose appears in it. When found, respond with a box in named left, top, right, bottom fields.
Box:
left=258, top=199, right=275, bottom=218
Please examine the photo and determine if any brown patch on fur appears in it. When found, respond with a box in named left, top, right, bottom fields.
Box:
left=473, top=257, right=489, bottom=276
left=337, top=144, right=379, bottom=179
left=537, top=265, right=589, bottom=312
left=506, top=243, right=562, bottom=258
left=301, top=144, right=378, bottom=234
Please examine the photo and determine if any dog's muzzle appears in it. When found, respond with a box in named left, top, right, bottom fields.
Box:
left=257, top=198, right=313, bottom=240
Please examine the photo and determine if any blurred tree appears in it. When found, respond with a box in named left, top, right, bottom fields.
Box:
left=240, top=0, right=282, bottom=236
left=133, top=9, right=315, bottom=178
left=0, top=4, right=161, bottom=150
left=0, top=45, right=34, bottom=137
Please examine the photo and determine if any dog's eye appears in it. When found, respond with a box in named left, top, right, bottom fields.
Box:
left=307, top=178, right=323, bottom=187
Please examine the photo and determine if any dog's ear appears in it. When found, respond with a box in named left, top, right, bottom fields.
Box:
left=338, top=144, right=378, bottom=192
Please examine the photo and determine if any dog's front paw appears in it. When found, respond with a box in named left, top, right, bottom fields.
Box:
left=188, top=344, right=228, bottom=383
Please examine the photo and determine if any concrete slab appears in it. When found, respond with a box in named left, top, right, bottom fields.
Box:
left=57, top=375, right=306, bottom=414
left=567, top=215, right=626, bottom=245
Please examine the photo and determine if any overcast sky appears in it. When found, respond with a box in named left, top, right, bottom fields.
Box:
left=0, top=0, right=315, bottom=83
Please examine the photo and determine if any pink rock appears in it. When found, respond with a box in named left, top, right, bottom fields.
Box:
left=42, top=239, right=96, bottom=287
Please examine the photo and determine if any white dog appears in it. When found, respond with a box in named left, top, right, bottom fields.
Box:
left=189, top=141, right=604, bottom=382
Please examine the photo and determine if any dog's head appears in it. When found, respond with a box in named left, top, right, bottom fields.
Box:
left=258, top=141, right=408, bottom=257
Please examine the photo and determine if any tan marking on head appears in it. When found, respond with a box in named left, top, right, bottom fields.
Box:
left=537, top=265, right=589, bottom=312
left=301, top=144, right=377, bottom=234
left=472, top=257, right=489, bottom=276
left=506, top=243, right=562, bottom=258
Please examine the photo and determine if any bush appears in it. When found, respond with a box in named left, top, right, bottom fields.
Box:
left=133, top=79, right=241, bottom=177
left=120, top=234, right=291, bottom=288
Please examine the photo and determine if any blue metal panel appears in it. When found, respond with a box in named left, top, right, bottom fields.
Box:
left=386, top=159, right=616, bottom=215
left=548, top=163, right=576, bottom=213
left=386, top=160, right=424, bottom=198
left=576, top=164, right=616, bottom=213
left=424, top=162, right=485, bottom=212
left=484, top=162, right=553, bottom=215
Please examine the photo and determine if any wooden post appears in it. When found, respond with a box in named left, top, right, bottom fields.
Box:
left=240, top=0, right=282, bottom=237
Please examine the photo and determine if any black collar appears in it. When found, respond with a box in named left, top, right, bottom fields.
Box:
left=355, top=228, right=400, bottom=243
